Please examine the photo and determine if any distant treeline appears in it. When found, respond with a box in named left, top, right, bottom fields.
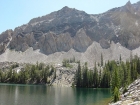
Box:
left=0, top=62, right=56, bottom=84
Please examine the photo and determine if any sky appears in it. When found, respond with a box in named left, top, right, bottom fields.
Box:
left=0, top=0, right=139, bottom=34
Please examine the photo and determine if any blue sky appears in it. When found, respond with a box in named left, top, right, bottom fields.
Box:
left=0, top=0, right=139, bottom=34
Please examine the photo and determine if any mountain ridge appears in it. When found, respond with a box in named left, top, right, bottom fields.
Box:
left=0, top=1, right=140, bottom=64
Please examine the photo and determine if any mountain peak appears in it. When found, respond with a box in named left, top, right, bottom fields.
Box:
left=126, top=0, right=131, bottom=5
left=125, top=0, right=132, bottom=7
left=60, top=6, right=73, bottom=12
left=59, top=6, right=74, bottom=13
left=62, top=6, right=71, bottom=10
left=57, top=6, right=87, bottom=17
left=122, top=0, right=135, bottom=13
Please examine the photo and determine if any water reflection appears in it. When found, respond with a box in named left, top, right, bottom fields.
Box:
left=73, top=88, right=111, bottom=105
left=14, top=86, right=19, bottom=105
left=0, top=84, right=111, bottom=105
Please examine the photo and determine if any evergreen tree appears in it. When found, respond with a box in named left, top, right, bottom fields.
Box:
left=87, top=70, right=93, bottom=87
left=136, top=58, right=140, bottom=74
left=44, top=66, right=49, bottom=83
left=93, top=62, right=98, bottom=88
left=98, top=68, right=102, bottom=87
left=11, top=70, right=18, bottom=83
left=76, top=62, right=81, bottom=87
left=82, top=62, right=88, bottom=87
left=119, top=54, right=122, bottom=63
left=7, top=68, right=12, bottom=81
left=126, top=61, right=131, bottom=85
left=130, top=59, right=137, bottom=81
left=111, top=68, right=120, bottom=94
left=113, top=87, right=120, bottom=102
left=100, top=68, right=110, bottom=88
left=101, top=53, right=103, bottom=66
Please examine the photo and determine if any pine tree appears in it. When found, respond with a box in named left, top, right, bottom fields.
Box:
left=119, top=54, right=122, bottom=63
left=76, top=62, right=82, bottom=87
left=136, top=58, right=140, bottom=74
left=101, top=53, right=103, bottom=66
left=87, top=70, right=93, bottom=87
left=98, top=68, right=102, bottom=87
left=113, top=87, right=120, bottom=102
left=130, top=60, right=137, bottom=81
left=101, top=68, right=110, bottom=88
left=111, top=68, right=120, bottom=94
left=93, top=62, right=98, bottom=88
left=82, top=62, right=88, bottom=87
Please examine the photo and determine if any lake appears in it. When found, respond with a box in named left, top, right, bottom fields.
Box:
left=0, top=84, right=111, bottom=105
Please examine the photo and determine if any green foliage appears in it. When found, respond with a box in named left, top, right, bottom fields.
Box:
left=75, top=62, right=82, bottom=87
left=62, top=59, right=73, bottom=68
left=120, top=54, right=122, bottom=63
left=11, top=63, right=19, bottom=69
left=82, top=62, right=88, bottom=87
left=93, top=62, right=98, bottom=88
left=76, top=62, right=99, bottom=88
left=123, top=86, right=128, bottom=94
left=100, top=69, right=110, bottom=88
left=0, top=63, right=56, bottom=84
left=74, top=55, right=140, bottom=90
left=113, top=87, right=120, bottom=102
left=87, top=70, right=93, bottom=87
left=111, top=68, right=120, bottom=94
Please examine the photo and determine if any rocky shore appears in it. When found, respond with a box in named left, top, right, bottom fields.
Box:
left=110, top=78, right=140, bottom=105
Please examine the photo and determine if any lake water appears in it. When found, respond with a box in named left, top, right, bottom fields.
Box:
left=0, top=84, right=111, bottom=105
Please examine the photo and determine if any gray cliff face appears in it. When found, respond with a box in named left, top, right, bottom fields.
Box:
left=107, top=1, right=140, bottom=49
left=8, top=6, right=94, bottom=54
left=1, top=1, right=140, bottom=55
left=0, top=30, right=13, bottom=54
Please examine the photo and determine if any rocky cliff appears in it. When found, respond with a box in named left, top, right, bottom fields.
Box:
left=0, top=1, right=140, bottom=64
